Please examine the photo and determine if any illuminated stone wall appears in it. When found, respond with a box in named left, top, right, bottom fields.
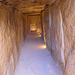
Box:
left=42, top=8, right=51, bottom=50
left=42, top=0, right=75, bottom=75
left=0, top=3, right=25, bottom=75
left=27, top=15, right=42, bottom=34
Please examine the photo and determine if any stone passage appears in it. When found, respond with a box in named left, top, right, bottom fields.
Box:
left=0, top=0, right=75, bottom=75
left=14, top=34, right=63, bottom=75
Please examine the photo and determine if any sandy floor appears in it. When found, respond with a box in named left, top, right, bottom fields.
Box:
left=14, top=34, right=63, bottom=75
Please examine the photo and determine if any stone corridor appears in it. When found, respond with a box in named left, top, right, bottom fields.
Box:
left=14, top=34, right=62, bottom=75
left=0, top=0, right=75, bottom=75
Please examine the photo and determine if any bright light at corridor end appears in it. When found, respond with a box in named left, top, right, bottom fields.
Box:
left=38, top=33, right=41, bottom=37
left=40, top=44, right=46, bottom=49
left=39, top=35, right=41, bottom=37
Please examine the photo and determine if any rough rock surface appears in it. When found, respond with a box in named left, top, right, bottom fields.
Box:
left=0, top=0, right=55, bottom=13
left=42, top=0, right=75, bottom=75
left=65, top=50, right=75, bottom=75
left=0, top=3, right=25, bottom=75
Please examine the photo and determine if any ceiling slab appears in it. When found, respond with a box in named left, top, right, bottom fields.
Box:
left=0, top=0, right=55, bottom=13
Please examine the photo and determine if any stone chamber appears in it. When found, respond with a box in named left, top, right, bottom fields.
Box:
left=0, top=0, right=75, bottom=75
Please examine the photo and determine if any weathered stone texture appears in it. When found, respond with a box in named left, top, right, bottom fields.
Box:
left=42, top=0, right=75, bottom=75
left=0, top=0, right=55, bottom=13
left=60, top=0, right=75, bottom=75
left=42, top=8, right=51, bottom=50
left=65, top=50, right=75, bottom=75
left=0, top=3, right=25, bottom=75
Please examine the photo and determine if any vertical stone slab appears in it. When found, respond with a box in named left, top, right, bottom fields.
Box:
left=0, top=3, right=25, bottom=75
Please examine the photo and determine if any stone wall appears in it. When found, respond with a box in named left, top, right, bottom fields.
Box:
left=42, top=0, right=75, bottom=75
left=0, top=3, right=25, bottom=75
left=27, top=15, right=42, bottom=34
